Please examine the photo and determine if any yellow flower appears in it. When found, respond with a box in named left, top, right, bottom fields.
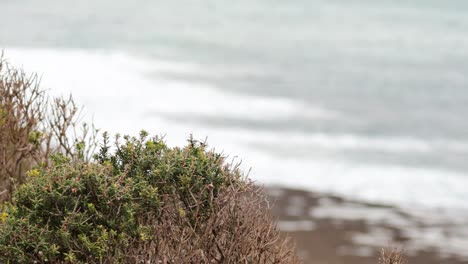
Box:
left=139, top=232, right=149, bottom=241
left=27, top=169, right=40, bottom=177
left=178, top=208, right=186, bottom=218
left=0, top=212, right=8, bottom=221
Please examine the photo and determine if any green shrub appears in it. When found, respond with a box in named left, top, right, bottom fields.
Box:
left=0, top=131, right=298, bottom=263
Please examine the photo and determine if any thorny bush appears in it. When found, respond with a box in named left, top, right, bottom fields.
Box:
left=0, top=131, right=299, bottom=263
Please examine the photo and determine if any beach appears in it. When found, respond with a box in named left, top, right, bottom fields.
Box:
left=266, top=187, right=468, bottom=264
left=2, top=0, right=468, bottom=261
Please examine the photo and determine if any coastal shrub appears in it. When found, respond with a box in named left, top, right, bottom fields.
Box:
left=0, top=54, right=97, bottom=202
left=379, top=248, right=407, bottom=264
left=0, top=132, right=299, bottom=263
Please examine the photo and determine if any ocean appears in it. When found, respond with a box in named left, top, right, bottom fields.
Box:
left=2, top=0, right=468, bottom=210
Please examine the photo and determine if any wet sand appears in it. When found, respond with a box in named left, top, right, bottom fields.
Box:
left=265, top=187, right=468, bottom=264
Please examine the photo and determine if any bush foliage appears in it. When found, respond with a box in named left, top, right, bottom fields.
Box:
left=0, top=131, right=298, bottom=263
left=0, top=54, right=96, bottom=202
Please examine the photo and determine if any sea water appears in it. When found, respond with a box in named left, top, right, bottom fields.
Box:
left=1, top=0, right=468, bottom=210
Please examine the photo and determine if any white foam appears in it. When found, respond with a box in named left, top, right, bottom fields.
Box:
left=277, top=220, right=316, bottom=232
left=244, top=131, right=437, bottom=153
left=3, top=48, right=338, bottom=126
left=311, top=202, right=412, bottom=227
left=146, top=81, right=338, bottom=121
left=251, top=155, right=468, bottom=210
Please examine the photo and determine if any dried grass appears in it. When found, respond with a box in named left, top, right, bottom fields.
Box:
left=379, top=248, right=407, bottom=264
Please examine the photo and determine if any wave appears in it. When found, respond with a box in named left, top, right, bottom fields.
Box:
left=242, top=131, right=468, bottom=154
left=4, top=47, right=338, bottom=122
left=249, top=155, right=468, bottom=210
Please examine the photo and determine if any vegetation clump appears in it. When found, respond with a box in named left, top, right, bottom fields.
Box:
left=0, top=54, right=96, bottom=202
left=379, top=248, right=407, bottom=264
left=0, top=131, right=299, bottom=263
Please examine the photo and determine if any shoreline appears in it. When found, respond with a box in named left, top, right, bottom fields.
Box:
left=265, top=186, right=468, bottom=264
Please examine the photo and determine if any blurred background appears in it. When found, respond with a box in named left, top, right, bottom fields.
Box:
left=2, top=0, right=468, bottom=263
